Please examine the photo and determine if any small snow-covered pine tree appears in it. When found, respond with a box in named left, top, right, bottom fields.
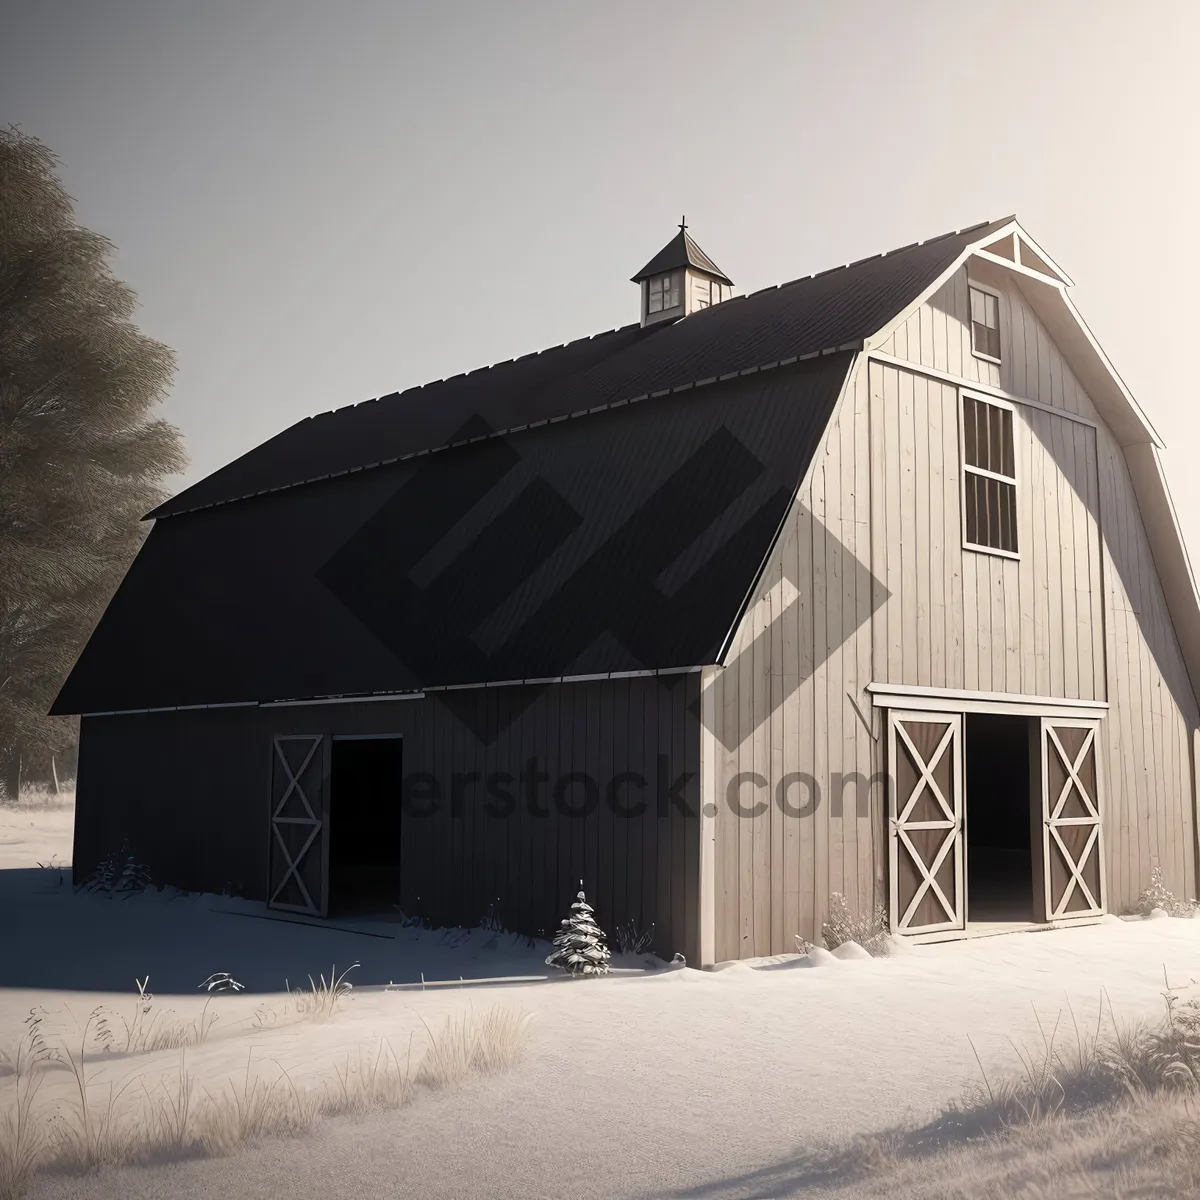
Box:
left=545, top=887, right=610, bottom=977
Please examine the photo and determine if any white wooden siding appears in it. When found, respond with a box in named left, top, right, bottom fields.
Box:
left=711, top=262, right=1199, bottom=958
left=866, top=358, right=1104, bottom=701
left=876, top=261, right=1103, bottom=421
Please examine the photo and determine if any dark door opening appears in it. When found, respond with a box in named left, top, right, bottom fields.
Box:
left=964, top=713, right=1034, bottom=923
left=328, top=736, right=403, bottom=917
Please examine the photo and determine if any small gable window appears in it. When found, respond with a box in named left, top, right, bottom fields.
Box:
left=969, top=284, right=1001, bottom=362
left=647, top=273, right=680, bottom=315
left=693, top=278, right=711, bottom=309
left=962, top=393, right=1018, bottom=556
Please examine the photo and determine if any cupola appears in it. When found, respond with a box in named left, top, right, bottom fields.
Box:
left=631, top=219, right=733, bottom=328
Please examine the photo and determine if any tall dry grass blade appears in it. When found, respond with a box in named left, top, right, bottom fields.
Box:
left=0, top=1039, right=48, bottom=1200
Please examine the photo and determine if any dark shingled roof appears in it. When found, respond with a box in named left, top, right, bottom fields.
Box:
left=51, top=218, right=1013, bottom=714
left=630, top=228, right=734, bottom=285
left=52, top=353, right=857, bottom=714
left=148, top=217, right=1011, bottom=520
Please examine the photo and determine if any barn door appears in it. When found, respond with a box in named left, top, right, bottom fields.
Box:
left=268, top=734, right=330, bottom=916
left=887, top=710, right=965, bottom=934
left=1037, top=718, right=1105, bottom=920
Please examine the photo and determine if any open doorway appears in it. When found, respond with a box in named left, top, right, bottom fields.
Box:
left=328, top=736, right=403, bottom=917
left=964, top=713, right=1034, bottom=924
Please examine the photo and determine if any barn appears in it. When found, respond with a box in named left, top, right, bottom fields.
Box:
left=53, top=217, right=1200, bottom=965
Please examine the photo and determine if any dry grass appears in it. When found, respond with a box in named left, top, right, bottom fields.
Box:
left=764, top=976, right=1200, bottom=1199
left=415, top=1004, right=533, bottom=1090
left=0, top=1001, right=530, bottom=1198
left=0, top=784, right=75, bottom=813
left=1131, top=862, right=1200, bottom=918
left=796, top=892, right=894, bottom=958
left=51, top=978, right=240, bottom=1059
left=285, top=962, right=359, bottom=1022
left=771, top=1091, right=1200, bottom=1199
left=0, top=1044, right=47, bottom=1200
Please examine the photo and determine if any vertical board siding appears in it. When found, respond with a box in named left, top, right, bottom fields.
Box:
left=712, top=362, right=882, bottom=958
left=1097, top=427, right=1199, bottom=912
left=863, top=360, right=1104, bottom=703
left=875, top=263, right=1103, bottom=423
left=714, top=265, right=1199, bottom=954
left=74, top=673, right=703, bottom=965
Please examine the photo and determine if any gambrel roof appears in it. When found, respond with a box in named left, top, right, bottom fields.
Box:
left=52, top=217, right=1200, bottom=714
left=148, top=217, right=1011, bottom=520
left=53, top=354, right=854, bottom=713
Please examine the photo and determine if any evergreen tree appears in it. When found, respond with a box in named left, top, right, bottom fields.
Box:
left=0, top=127, right=185, bottom=798
left=545, top=887, right=611, bottom=977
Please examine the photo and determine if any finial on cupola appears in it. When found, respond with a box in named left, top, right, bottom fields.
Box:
left=631, top=221, right=733, bottom=328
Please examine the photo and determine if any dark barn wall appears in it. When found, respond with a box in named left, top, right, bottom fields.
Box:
left=74, top=671, right=703, bottom=962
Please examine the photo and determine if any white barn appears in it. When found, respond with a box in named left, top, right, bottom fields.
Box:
left=702, top=217, right=1200, bottom=959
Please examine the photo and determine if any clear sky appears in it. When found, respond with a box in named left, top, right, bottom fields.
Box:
left=4, top=0, right=1199, bottom=553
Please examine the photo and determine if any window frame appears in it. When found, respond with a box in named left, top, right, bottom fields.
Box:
left=647, top=272, right=680, bottom=316
left=967, top=279, right=1003, bottom=366
left=959, top=389, right=1020, bottom=560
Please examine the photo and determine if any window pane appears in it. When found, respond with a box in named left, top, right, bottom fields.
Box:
left=970, top=287, right=1001, bottom=359
left=648, top=291, right=663, bottom=314
left=1001, top=409, right=1015, bottom=477
left=965, top=473, right=980, bottom=545
left=1001, top=481, right=1018, bottom=552
left=988, top=406, right=1003, bottom=473
left=964, top=397, right=1018, bottom=552
left=964, top=398, right=979, bottom=466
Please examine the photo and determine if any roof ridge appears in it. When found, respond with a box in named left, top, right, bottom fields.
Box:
left=154, top=347, right=860, bottom=519
left=723, top=216, right=1001, bottom=301
left=305, top=218, right=1004, bottom=425
left=153, top=215, right=1007, bottom=521
left=311, top=322, right=645, bottom=422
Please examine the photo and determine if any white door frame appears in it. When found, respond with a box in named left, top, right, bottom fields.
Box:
left=886, top=708, right=965, bottom=935
left=1035, top=716, right=1107, bottom=922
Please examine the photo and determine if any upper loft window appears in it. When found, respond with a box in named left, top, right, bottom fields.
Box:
left=693, top=277, right=711, bottom=309
left=961, top=393, right=1018, bottom=556
left=969, top=284, right=1001, bottom=362
left=647, top=272, right=681, bottom=314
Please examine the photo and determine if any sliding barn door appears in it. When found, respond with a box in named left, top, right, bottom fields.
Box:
left=887, top=710, right=965, bottom=934
left=268, top=734, right=330, bottom=916
left=1036, top=718, right=1105, bottom=921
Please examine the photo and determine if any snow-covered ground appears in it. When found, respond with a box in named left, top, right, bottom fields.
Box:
left=4, top=801, right=1200, bottom=1199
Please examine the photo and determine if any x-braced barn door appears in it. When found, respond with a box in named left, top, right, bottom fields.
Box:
left=268, top=735, right=330, bottom=917
left=1036, top=718, right=1105, bottom=921
left=887, top=710, right=965, bottom=935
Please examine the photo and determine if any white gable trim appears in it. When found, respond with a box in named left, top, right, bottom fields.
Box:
left=864, top=221, right=1157, bottom=448
left=972, top=248, right=1068, bottom=289
left=863, top=218, right=1017, bottom=359
left=1013, top=229, right=1075, bottom=286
